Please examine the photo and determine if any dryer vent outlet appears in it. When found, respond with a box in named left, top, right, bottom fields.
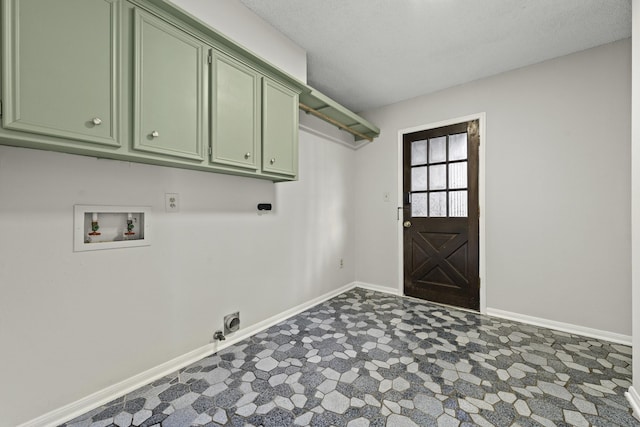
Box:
left=224, top=312, right=240, bottom=335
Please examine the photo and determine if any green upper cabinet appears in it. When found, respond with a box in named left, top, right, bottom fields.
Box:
left=210, top=50, right=260, bottom=171
left=1, top=0, right=120, bottom=146
left=133, top=8, right=206, bottom=161
left=0, top=0, right=364, bottom=181
left=262, top=78, right=298, bottom=177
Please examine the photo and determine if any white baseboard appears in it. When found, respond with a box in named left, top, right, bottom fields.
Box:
left=18, top=282, right=357, bottom=427
left=354, top=281, right=402, bottom=296
left=626, top=386, right=640, bottom=420
left=23, top=283, right=630, bottom=427
left=16, top=344, right=215, bottom=427
left=486, top=307, right=632, bottom=346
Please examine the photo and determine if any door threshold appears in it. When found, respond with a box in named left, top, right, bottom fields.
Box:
left=401, top=293, right=481, bottom=315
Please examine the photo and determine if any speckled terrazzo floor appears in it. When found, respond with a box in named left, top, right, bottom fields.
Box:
left=61, top=288, right=638, bottom=427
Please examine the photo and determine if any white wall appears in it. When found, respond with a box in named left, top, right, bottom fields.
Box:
left=0, top=2, right=357, bottom=425
left=170, top=0, right=307, bottom=83
left=0, top=127, right=355, bottom=426
left=631, top=0, right=640, bottom=398
left=355, top=39, right=632, bottom=336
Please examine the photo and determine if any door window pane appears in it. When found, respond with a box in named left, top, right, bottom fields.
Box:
left=411, top=166, right=427, bottom=191
left=449, top=191, right=468, bottom=217
left=448, top=162, right=467, bottom=189
left=411, top=193, right=428, bottom=217
left=429, top=137, right=446, bottom=163
left=406, top=125, right=474, bottom=219
left=411, top=140, right=427, bottom=165
left=429, top=193, right=446, bottom=217
left=429, top=165, right=446, bottom=190
left=449, top=133, right=467, bottom=161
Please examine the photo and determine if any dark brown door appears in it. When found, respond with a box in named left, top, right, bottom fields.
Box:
left=403, top=120, right=479, bottom=310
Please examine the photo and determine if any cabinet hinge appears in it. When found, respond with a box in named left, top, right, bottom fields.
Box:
left=0, top=100, right=3, bottom=118
left=208, top=146, right=212, bottom=155
left=208, top=55, right=212, bottom=64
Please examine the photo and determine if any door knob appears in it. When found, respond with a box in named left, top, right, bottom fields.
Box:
left=403, top=220, right=412, bottom=228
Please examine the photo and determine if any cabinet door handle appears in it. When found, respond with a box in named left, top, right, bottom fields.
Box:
left=244, top=152, right=251, bottom=159
left=92, top=117, right=102, bottom=125
left=151, top=130, right=160, bottom=138
left=270, top=158, right=276, bottom=165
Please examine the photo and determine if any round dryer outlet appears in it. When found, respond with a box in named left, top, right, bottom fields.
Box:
left=224, top=312, right=240, bottom=335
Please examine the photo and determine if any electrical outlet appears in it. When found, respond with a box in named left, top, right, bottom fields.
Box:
left=165, top=193, right=179, bottom=212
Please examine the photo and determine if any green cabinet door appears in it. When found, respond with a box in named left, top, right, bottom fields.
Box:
left=2, top=0, right=120, bottom=146
left=262, top=79, right=298, bottom=177
left=210, top=51, right=261, bottom=171
left=133, top=8, right=205, bottom=161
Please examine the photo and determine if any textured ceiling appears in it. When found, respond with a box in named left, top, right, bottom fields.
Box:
left=238, top=0, right=631, bottom=113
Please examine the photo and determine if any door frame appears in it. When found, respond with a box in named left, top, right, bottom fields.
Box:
left=396, top=113, right=487, bottom=313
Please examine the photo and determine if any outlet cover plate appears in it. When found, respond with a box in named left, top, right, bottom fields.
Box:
left=165, top=193, right=179, bottom=212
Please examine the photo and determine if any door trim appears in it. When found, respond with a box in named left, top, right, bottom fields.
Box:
left=397, top=113, right=487, bottom=313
